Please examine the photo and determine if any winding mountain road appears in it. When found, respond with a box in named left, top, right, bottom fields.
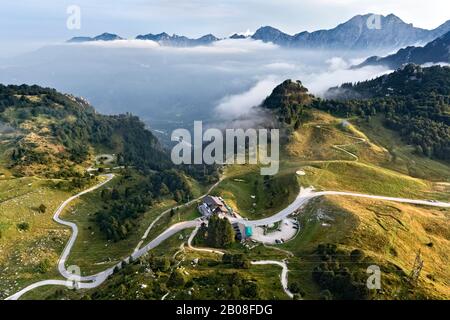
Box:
left=230, top=187, right=450, bottom=227
left=5, top=170, right=450, bottom=300
left=55, top=174, right=115, bottom=280
left=134, top=177, right=224, bottom=252
left=5, top=175, right=220, bottom=300
left=5, top=219, right=200, bottom=300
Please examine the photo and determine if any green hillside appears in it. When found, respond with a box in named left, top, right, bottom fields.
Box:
left=319, top=65, right=450, bottom=161
left=0, top=84, right=171, bottom=178
left=0, top=84, right=217, bottom=298
left=1, top=66, right=449, bottom=301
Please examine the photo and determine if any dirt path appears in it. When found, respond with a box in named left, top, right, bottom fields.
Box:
left=251, top=260, right=294, bottom=299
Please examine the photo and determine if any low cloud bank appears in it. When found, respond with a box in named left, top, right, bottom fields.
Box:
left=213, top=55, right=390, bottom=121
left=2, top=39, right=392, bottom=132
left=69, top=38, right=278, bottom=54
left=72, top=39, right=161, bottom=49
left=215, top=77, right=280, bottom=119
left=304, top=61, right=390, bottom=95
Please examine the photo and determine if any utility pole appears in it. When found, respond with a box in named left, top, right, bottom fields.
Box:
left=409, top=250, right=424, bottom=286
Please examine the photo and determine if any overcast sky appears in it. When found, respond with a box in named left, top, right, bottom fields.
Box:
left=1, top=0, right=449, bottom=56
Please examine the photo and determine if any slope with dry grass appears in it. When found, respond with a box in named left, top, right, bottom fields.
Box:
left=283, top=195, right=449, bottom=299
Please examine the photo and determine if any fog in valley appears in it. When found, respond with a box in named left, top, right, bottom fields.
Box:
left=0, top=39, right=391, bottom=141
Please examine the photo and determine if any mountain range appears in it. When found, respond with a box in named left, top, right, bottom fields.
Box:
left=251, top=14, right=450, bottom=50
left=68, top=32, right=219, bottom=46
left=67, top=13, right=450, bottom=50
left=356, top=31, right=450, bottom=69
left=68, top=32, right=124, bottom=43
left=135, top=32, right=219, bottom=46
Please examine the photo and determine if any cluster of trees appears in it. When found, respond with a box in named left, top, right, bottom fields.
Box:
left=263, top=79, right=313, bottom=126
left=203, top=215, right=235, bottom=248
left=95, top=171, right=194, bottom=241
left=10, top=147, right=47, bottom=167
left=312, top=244, right=370, bottom=300
left=384, top=115, right=449, bottom=159
left=69, top=173, right=95, bottom=189
left=34, top=259, right=51, bottom=274
left=288, top=282, right=305, bottom=299
left=0, top=84, right=56, bottom=111
left=0, top=84, right=172, bottom=175
left=222, top=253, right=251, bottom=269
left=80, top=255, right=171, bottom=300
left=95, top=194, right=148, bottom=242
left=167, top=269, right=187, bottom=288
left=1, top=85, right=104, bottom=167
left=0, top=84, right=221, bottom=240
left=148, top=255, right=171, bottom=272
left=1, top=84, right=222, bottom=179
left=181, top=163, right=220, bottom=185
left=153, top=169, right=194, bottom=203
left=260, top=175, right=293, bottom=209
left=111, top=115, right=172, bottom=172
left=74, top=250, right=261, bottom=300
left=331, top=65, right=450, bottom=98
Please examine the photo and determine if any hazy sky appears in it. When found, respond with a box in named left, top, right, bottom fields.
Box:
left=1, top=0, right=441, bottom=133
left=0, top=0, right=449, bottom=56
left=0, top=38, right=389, bottom=129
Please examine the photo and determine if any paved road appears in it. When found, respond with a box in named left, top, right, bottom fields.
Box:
left=5, top=175, right=115, bottom=300
left=317, top=191, right=450, bottom=207
left=187, top=224, right=225, bottom=256
left=5, top=220, right=199, bottom=300
left=251, top=218, right=298, bottom=244
left=229, top=187, right=315, bottom=227
left=251, top=260, right=293, bottom=299
left=231, top=187, right=450, bottom=227
left=5, top=175, right=223, bottom=300
left=132, top=220, right=200, bottom=260
left=4, top=280, right=69, bottom=300
left=55, top=174, right=115, bottom=280
left=135, top=177, right=224, bottom=252
left=6, top=170, right=449, bottom=300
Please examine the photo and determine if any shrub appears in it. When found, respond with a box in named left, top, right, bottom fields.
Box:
left=38, top=204, right=47, bottom=213
left=350, top=249, right=365, bottom=262
left=168, top=269, right=187, bottom=288
left=35, top=259, right=51, bottom=274
left=17, top=222, right=30, bottom=231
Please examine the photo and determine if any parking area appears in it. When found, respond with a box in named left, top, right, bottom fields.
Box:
left=250, top=218, right=299, bottom=244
